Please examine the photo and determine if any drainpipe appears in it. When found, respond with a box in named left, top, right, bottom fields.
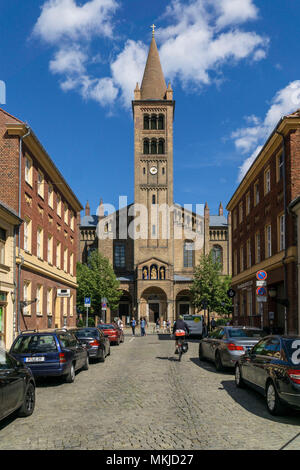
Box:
left=275, top=130, right=288, bottom=334
left=17, top=126, right=31, bottom=334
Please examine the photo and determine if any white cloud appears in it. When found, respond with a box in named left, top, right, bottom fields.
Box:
left=234, top=80, right=300, bottom=181
left=33, top=0, right=268, bottom=108
left=33, top=0, right=118, bottom=42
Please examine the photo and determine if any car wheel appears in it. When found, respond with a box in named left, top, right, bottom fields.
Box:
left=99, top=350, right=105, bottom=362
left=215, top=351, right=224, bottom=372
left=65, top=363, right=75, bottom=383
left=266, top=381, right=285, bottom=416
left=198, top=343, right=205, bottom=361
left=235, top=364, right=245, bottom=388
left=18, top=382, right=35, bottom=417
left=82, top=355, right=89, bottom=370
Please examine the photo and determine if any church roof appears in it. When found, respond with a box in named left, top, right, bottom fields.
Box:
left=209, top=215, right=228, bottom=227
left=140, top=36, right=167, bottom=100
left=81, top=215, right=98, bottom=227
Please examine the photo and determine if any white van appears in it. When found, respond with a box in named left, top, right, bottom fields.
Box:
left=182, top=315, right=204, bottom=338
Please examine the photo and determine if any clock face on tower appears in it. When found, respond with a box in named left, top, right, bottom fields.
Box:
left=150, top=166, right=158, bottom=175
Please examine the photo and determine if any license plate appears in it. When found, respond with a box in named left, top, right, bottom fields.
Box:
left=25, top=357, right=45, bottom=363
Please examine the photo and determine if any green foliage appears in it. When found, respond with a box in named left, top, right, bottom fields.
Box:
left=191, top=253, right=233, bottom=317
left=76, top=251, right=122, bottom=313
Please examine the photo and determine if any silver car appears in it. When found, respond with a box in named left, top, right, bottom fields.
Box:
left=198, top=326, right=266, bottom=371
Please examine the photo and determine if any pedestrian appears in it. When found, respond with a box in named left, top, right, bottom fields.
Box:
left=163, top=320, right=166, bottom=333
left=167, top=319, right=171, bottom=335
left=131, top=317, right=136, bottom=336
left=155, top=318, right=160, bottom=334
left=140, top=317, right=146, bottom=336
left=211, top=317, right=217, bottom=330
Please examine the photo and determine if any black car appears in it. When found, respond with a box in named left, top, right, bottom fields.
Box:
left=0, top=348, right=35, bottom=421
left=235, top=335, right=300, bottom=415
left=10, top=329, right=89, bottom=383
left=69, top=327, right=110, bottom=362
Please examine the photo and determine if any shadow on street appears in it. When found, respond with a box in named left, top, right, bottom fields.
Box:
left=189, top=357, right=233, bottom=375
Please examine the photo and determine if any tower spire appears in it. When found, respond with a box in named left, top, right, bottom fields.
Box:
left=140, top=27, right=167, bottom=100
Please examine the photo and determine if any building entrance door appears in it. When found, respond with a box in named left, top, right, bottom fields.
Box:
left=149, top=303, right=159, bottom=323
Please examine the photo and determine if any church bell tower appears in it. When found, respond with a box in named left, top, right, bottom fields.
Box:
left=132, top=26, right=175, bottom=269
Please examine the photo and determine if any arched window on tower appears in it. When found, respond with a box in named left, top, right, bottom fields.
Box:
left=152, top=194, right=156, bottom=204
left=158, top=114, right=164, bottom=130
left=183, top=240, right=194, bottom=268
left=151, top=139, right=157, bottom=154
left=158, top=139, right=165, bottom=154
left=211, top=245, right=223, bottom=268
left=151, top=114, right=157, bottom=130
left=144, top=114, right=150, bottom=130
left=143, top=139, right=150, bottom=155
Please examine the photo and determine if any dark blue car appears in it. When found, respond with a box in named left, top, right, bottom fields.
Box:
left=10, top=329, right=89, bottom=383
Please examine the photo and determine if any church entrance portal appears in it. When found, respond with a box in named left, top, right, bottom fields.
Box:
left=148, top=302, right=160, bottom=323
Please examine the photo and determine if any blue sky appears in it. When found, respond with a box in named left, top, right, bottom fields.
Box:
left=1, top=0, right=300, bottom=217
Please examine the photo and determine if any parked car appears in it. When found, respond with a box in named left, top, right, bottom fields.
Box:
left=97, top=323, right=124, bottom=345
left=198, top=326, right=266, bottom=370
left=0, top=348, right=35, bottom=421
left=235, top=335, right=300, bottom=415
left=10, top=329, right=89, bottom=383
left=69, top=327, right=110, bottom=362
left=182, top=314, right=204, bottom=338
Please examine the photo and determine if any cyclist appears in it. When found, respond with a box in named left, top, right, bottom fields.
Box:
left=173, top=315, right=190, bottom=354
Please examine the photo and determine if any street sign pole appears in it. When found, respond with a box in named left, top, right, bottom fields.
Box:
left=86, top=306, right=89, bottom=328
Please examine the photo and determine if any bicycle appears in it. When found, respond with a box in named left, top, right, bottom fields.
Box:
left=174, top=330, right=189, bottom=361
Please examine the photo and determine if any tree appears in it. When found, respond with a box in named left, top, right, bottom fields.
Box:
left=76, top=251, right=122, bottom=314
left=190, top=253, right=232, bottom=317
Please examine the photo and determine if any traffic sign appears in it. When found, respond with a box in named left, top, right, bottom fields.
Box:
left=256, top=270, right=267, bottom=281
left=256, top=280, right=267, bottom=287
left=256, top=287, right=267, bottom=296
left=84, top=297, right=91, bottom=307
left=257, top=296, right=267, bottom=302
left=227, top=288, right=236, bottom=298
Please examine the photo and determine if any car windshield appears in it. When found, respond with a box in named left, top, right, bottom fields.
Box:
left=76, top=329, right=98, bottom=339
left=11, top=335, right=58, bottom=353
left=98, top=325, right=115, bottom=330
left=228, top=329, right=265, bottom=338
left=183, top=316, right=202, bottom=322
left=283, top=338, right=300, bottom=365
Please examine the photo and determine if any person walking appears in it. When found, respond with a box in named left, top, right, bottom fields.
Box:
left=140, top=317, right=146, bottom=337
left=155, top=318, right=160, bottom=334
left=131, top=317, right=136, bottom=336
left=211, top=317, right=217, bottom=330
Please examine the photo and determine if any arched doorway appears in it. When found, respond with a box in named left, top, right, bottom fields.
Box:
left=140, top=286, right=167, bottom=324
left=118, top=291, right=132, bottom=325
left=176, top=290, right=193, bottom=318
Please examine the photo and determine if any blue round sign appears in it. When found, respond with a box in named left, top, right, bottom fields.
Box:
left=256, top=270, right=267, bottom=281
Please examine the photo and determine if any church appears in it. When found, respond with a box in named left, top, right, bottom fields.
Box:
left=80, top=31, right=231, bottom=325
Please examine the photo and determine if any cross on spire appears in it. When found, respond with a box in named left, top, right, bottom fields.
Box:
left=150, top=23, right=156, bottom=37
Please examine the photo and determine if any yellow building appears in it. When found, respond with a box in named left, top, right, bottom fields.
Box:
left=0, top=201, right=22, bottom=348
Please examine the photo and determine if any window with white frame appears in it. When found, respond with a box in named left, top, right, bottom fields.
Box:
left=24, top=218, right=31, bottom=253
left=48, top=183, right=53, bottom=208
left=23, top=281, right=31, bottom=315
left=47, top=235, right=53, bottom=264
left=56, top=241, right=61, bottom=268
left=25, top=156, right=32, bottom=186
left=254, top=181, right=260, bottom=206
left=247, top=239, right=251, bottom=268
left=64, top=204, right=68, bottom=225
left=37, top=227, right=43, bottom=259
left=36, top=285, right=42, bottom=315
left=0, top=228, right=6, bottom=265
left=37, top=170, right=44, bottom=198
left=64, top=248, right=68, bottom=272
left=255, top=232, right=261, bottom=264
left=279, top=214, right=285, bottom=251
left=47, top=288, right=52, bottom=316
left=57, top=194, right=61, bottom=217
left=70, top=253, right=74, bottom=276
left=265, top=168, right=271, bottom=194
left=266, top=224, right=272, bottom=258
left=240, top=245, right=244, bottom=272
left=70, top=213, right=75, bottom=231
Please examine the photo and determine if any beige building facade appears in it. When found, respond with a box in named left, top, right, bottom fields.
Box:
left=0, top=202, right=22, bottom=348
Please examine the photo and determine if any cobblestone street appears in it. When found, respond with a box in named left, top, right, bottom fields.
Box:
left=1, top=332, right=300, bottom=450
